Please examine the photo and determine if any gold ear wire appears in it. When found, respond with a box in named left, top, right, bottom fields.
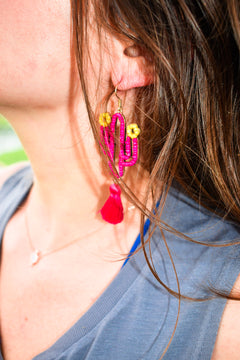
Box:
left=114, top=87, right=123, bottom=113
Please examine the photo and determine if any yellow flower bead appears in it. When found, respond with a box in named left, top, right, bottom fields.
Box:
left=99, top=112, right=111, bottom=127
left=127, top=123, right=140, bottom=139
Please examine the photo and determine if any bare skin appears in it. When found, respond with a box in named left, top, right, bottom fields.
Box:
left=0, top=2, right=152, bottom=359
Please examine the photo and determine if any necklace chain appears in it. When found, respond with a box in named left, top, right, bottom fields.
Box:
left=24, top=209, right=103, bottom=266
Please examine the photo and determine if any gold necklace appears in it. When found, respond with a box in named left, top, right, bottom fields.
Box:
left=24, top=209, right=103, bottom=266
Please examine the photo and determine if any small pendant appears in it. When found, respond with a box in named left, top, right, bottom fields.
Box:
left=30, top=250, right=41, bottom=266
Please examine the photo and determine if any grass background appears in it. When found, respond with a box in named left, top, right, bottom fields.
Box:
left=0, top=115, right=9, bottom=129
left=0, top=114, right=28, bottom=166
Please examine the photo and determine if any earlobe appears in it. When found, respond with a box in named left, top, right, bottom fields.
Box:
left=110, top=44, right=154, bottom=91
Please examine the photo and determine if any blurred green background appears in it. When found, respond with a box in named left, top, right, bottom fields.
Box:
left=0, top=114, right=28, bottom=166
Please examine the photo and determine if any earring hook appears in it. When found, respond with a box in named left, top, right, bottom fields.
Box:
left=115, top=87, right=123, bottom=113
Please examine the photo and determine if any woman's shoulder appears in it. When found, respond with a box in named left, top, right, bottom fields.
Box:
left=0, top=162, right=32, bottom=200
left=0, top=161, right=30, bottom=188
left=0, top=162, right=28, bottom=186
left=0, top=162, right=32, bottom=232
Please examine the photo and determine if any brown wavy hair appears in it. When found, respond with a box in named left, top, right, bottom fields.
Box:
left=72, top=0, right=240, bottom=266
left=70, top=0, right=240, bottom=357
left=71, top=0, right=240, bottom=277
left=71, top=0, right=240, bottom=219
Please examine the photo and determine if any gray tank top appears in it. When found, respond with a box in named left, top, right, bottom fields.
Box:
left=1, top=166, right=240, bottom=360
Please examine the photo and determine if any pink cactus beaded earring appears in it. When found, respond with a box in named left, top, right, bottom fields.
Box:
left=99, top=88, right=140, bottom=224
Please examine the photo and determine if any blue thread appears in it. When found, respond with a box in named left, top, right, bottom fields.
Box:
left=122, top=218, right=151, bottom=268
left=122, top=201, right=160, bottom=268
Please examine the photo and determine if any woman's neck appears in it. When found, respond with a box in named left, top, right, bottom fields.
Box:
left=2, top=100, right=145, bottom=254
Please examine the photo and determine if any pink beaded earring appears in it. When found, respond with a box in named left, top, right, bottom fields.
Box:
left=99, top=88, right=140, bottom=224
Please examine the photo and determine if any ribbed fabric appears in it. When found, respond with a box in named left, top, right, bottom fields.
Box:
left=1, top=166, right=240, bottom=360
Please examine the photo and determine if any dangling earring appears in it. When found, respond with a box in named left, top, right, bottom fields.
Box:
left=99, top=88, right=140, bottom=224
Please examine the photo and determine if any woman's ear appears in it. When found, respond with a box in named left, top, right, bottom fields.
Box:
left=109, top=42, right=154, bottom=90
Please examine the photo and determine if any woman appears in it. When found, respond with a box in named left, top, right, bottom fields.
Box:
left=0, top=0, right=240, bottom=359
